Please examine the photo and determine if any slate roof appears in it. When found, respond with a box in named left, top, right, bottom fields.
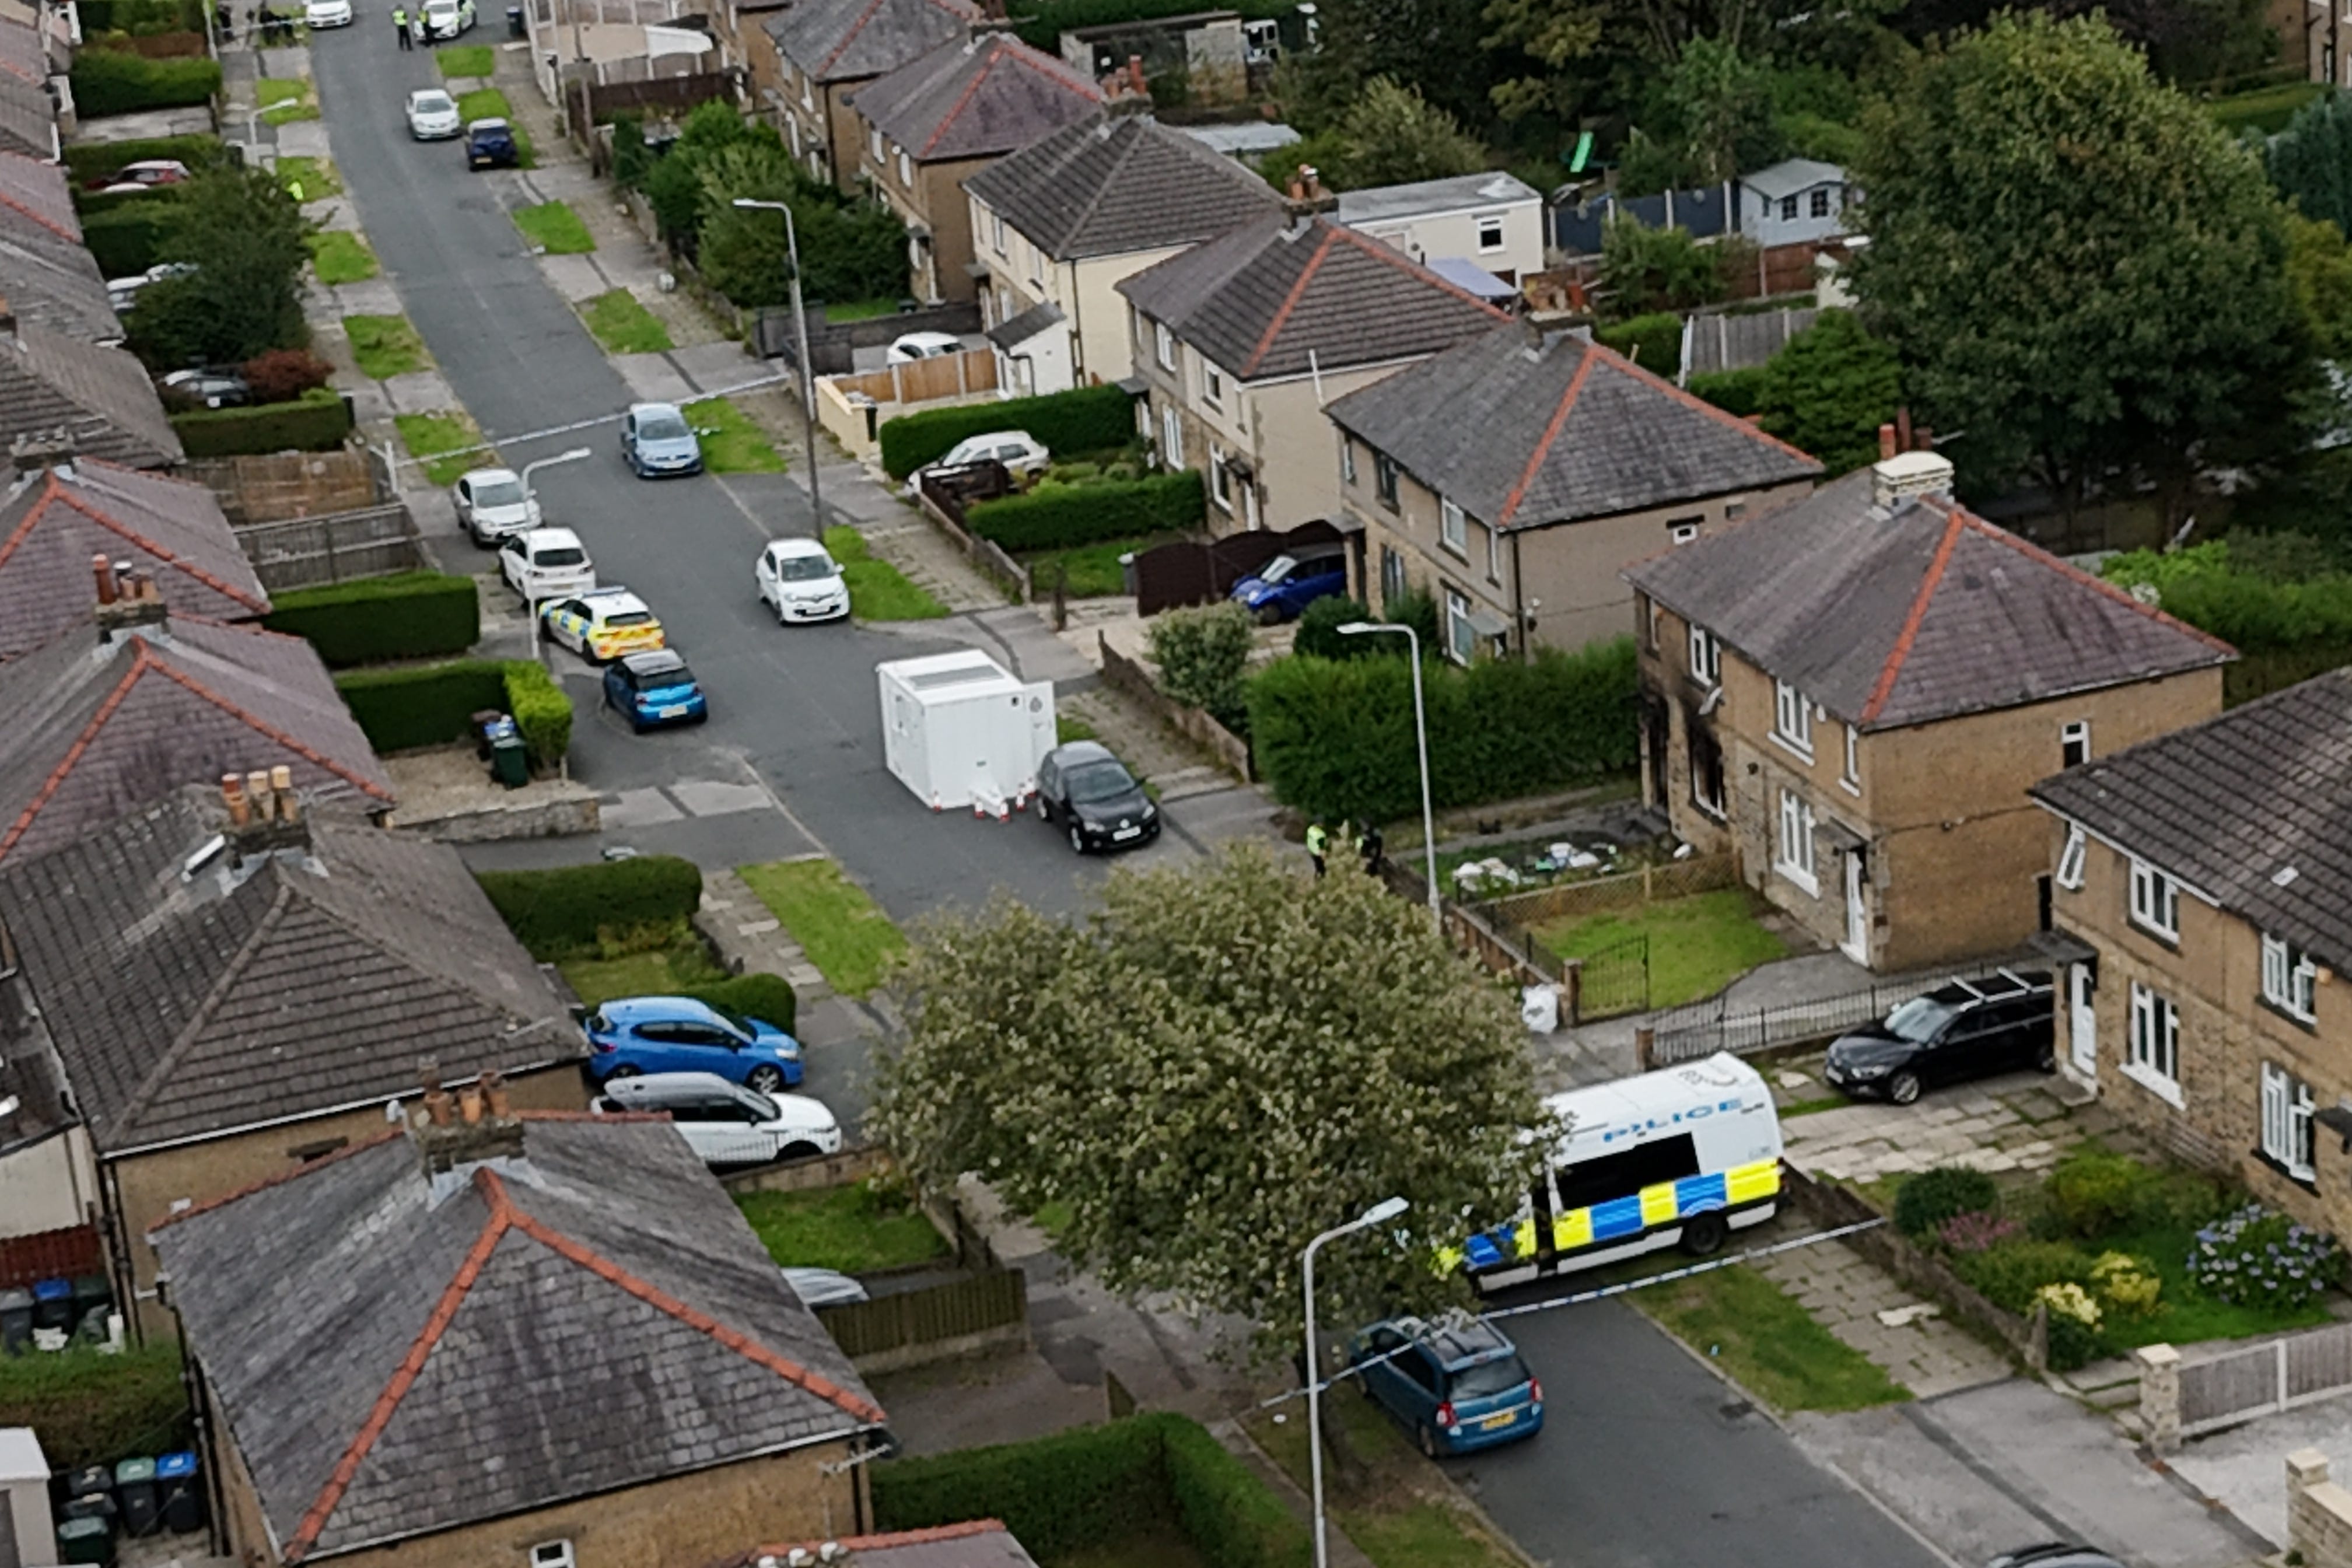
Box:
left=764, top=0, right=975, bottom=85
left=0, top=69, right=47, bottom=160
left=850, top=34, right=1100, bottom=164
left=1117, top=214, right=1508, bottom=382
left=0, top=459, right=267, bottom=659
left=0, top=785, right=573, bottom=1155
left=0, top=156, right=120, bottom=342
left=0, top=615, right=391, bottom=869
left=712, top=1522, right=1040, bottom=1568
left=0, top=152, right=79, bottom=239
left=2031, top=669, right=2352, bottom=969
left=149, top=1116, right=884, bottom=1563
left=0, top=316, right=181, bottom=467
left=0, top=12, right=48, bottom=85
left=1624, top=467, right=2234, bottom=731
left=1326, top=321, right=1821, bottom=529
left=962, top=115, right=1281, bottom=260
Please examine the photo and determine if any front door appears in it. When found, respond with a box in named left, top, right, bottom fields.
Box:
left=2068, top=963, right=2098, bottom=1082
left=1840, top=852, right=1868, bottom=962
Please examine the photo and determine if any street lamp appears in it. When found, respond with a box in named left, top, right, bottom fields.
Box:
left=1303, top=1195, right=1409, bottom=1568
left=1336, top=622, right=1440, bottom=926
left=732, top=197, right=823, bottom=536
left=521, top=446, right=592, bottom=498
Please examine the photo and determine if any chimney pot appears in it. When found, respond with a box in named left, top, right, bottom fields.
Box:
left=269, top=764, right=296, bottom=821
left=1895, top=405, right=1914, bottom=453
left=482, top=1069, right=511, bottom=1119
left=1877, top=422, right=1897, bottom=461
left=457, top=1084, right=484, bottom=1125
left=245, top=769, right=272, bottom=824
left=1871, top=450, right=1955, bottom=509
left=221, top=772, right=250, bottom=827
left=424, top=1084, right=453, bottom=1127
left=92, top=553, right=116, bottom=606
left=1914, top=425, right=1933, bottom=453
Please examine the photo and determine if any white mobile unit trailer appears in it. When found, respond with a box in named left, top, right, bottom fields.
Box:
left=876, top=650, right=1056, bottom=809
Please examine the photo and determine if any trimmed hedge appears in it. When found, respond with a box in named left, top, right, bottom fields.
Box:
left=71, top=49, right=221, bottom=117
left=74, top=183, right=190, bottom=221
left=476, top=856, right=705, bottom=960
left=677, top=972, right=798, bottom=1036
left=1686, top=364, right=1769, bottom=418
left=334, top=659, right=508, bottom=752
left=169, top=388, right=353, bottom=456
left=267, top=570, right=479, bottom=667
left=63, top=133, right=228, bottom=183
left=966, top=470, right=1203, bottom=553
left=82, top=201, right=179, bottom=277
left=0, top=1342, right=191, bottom=1472
left=1248, top=636, right=1640, bottom=822
left=505, top=660, right=571, bottom=770
left=878, top=383, right=1137, bottom=479
left=1597, top=311, right=1684, bottom=375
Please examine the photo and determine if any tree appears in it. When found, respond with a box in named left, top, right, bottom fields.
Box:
left=1891, top=0, right=2272, bottom=83
left=1281, top=0, right=1494, bottom=132
left=1332, top=78, right=1490, bottom=188
left=692, top=138, right=908, bottom=309
left=1850, top=12, right=2315, bottom=520
left=2286, top=211, right=2352, bottom=363
left=870, top=846, right=1552, bottom=1351
left=1480, top=0, right=1609, bottom=126
left=1754, top=309, right=1903, bottom=473
left=1661, top=36, right=1784, bottom=184
left=130, top=164, right=308, bottom=368
left=1597, top=220, right=1722, bottom=316
left=2266, top=90, right=2352, bottom=237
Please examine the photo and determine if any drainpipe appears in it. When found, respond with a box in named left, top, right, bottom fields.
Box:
left=1066, top=257, right=1086, bottom=381
left=1511, top=531, right=1530, bottom=663
left=99, top=1157, right=142, bottom=1348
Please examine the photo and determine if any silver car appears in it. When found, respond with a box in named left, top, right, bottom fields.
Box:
left=453, top=466, right=539, bottom=544
left=405, top=87, right=461, bottom=139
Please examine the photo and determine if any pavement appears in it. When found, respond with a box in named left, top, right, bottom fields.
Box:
left=2167, top=1395, right=2352, bottom=1549
left=1751, top=1231, right=2012, bottom=1399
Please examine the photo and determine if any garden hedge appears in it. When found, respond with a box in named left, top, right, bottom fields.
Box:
left=80, top=201, right=180, bottom=277
left=334, top=659, right=509, bottom=752
left=966, top=470, right=1203, bottom=553
left=504, top=660, right=571, bottom=770
left=677, top=972, right=797, bottom=1036
left=64, top=133, right=227, bottom=184
left=74, top=183, right=190, bottom=221
left=1686, top=365, right=1768, bottom=418
left=169, top=389, right=353, bottom=456
left=267, top=570, right=478, bottom=667
left=1597, top=311, right=1684, bottom=375
left=0, top=1343, right=190, bottom=1472
left=475, top=855, right=705, bottom=959
left=70, top=48, right=221, bottom=117
left=878, top=383, right=1138, bottom=479
left=1248, top=636, right=1640, bottom=822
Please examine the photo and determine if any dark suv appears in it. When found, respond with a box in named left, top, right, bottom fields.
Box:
left=466, top=118, right=519, bottom=170
left=1824, top=968, right=2056, bottom=1104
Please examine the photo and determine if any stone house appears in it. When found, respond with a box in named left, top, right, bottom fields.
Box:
left=709, top=1521, right=1042, bottom=1567
left=750, top=0, right=976, bottom=192
left=0, top=152, right=128, bottom=344
left=1624, top=450, right=2233, bottom=971
left=2030, top=671, right=2352, bottom=1230
left=1324, top=318, right=1821, bottom=658
left=0, top=309, right=183, bottom=468
left=1117, top=206, right=1505, bottom=534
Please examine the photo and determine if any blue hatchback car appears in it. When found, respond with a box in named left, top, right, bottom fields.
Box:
left=585, top=996, right=803, bottom=1090
left=604, top=648, right=707, bottom=732
left=1349, top=1314, right=1543, bottom=1457
left=1228, top=547, right=1348, bottom=624
left=622, top=401, right=704, bottom=477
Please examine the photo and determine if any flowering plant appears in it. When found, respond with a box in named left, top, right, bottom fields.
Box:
left=1939, top=1210, right=2022, bottom=1254
left=2034, top=1280, right=2102, bottom=1326
left=2188, top=1205, right=2345, bottom=1311
left=2088, top=1251, right=2161, bottom=1316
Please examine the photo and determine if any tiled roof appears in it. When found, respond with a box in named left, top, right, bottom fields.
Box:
left=2032, top=669, right=2352, bottom=970
left=0, top=153, right=79, bottom=240
left=710, top=1522, right=1039, bottom=1568
left=0, top=157, right=119, bottom=344
left=963, top=115, right=1280, bottom=260
left=1325, top=321, right=1820, bottom=528
left=1116, top=214, right=1507, bottom=382
left=764, top=0, right=975, bottom=85
left=0, top=785, right=572, bottom=1154
left=850, top=34, right=1100, bottom=163
left=0, top=12, right=47, bottom=85
left=0, top=460, right=267, bottom=659
left=0, top=316, right=181, bottom=467
left=0, top=615, right=390, bottom=869
left=149, top=1119, right=884, bottom=1562
left=1625, top=467, right=2234, bottom=730
left=0, top=70, right=48, bottom=159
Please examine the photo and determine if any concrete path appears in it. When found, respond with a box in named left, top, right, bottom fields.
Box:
left=1753, top=1236, right=2011, bottom=1399
left=2166, top=1394, right=2352, bottom=1549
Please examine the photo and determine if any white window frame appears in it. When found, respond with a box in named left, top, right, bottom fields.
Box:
left=1780, top=194, right=1798, bottom=220
left=991, top=211, right=1006, bottom=254
left=1840, top=722, right=1860, bottom=794
left=1669, top=522, right=1701, bottom=546
left=1154, top=321, right=1177, bottom=372
left=1643, top=594, right=1660, bottom=651
left=1486, top=520, right=1501, bottom=584
left=2056, top=825, right=2087, bottom=891
left=1810, top=187, right=1831, bottom=218
left=530, top=1544, right=576, bottom=1568
left=2263, top=932, right=2318, bottom=1022
left=1210, top=446, right=1232, bottom=511
left=1776, top=789, right=1818, bottom=895
left=896, top=149, right=913, bottom=187
left=802, top=74, right=814, bottom=111
left=2262, top=1062, right=2317, bottom=1180
left=1159, top=405, right=1184, bottom=468
left=1202, top=362, right=1223, bottom=410
left=2126, top=982, right=2181, bottom=1104
left=1475, top=213, right=1505, bottom=253
left=1440, top=498, right=1467, bottom=556
left=1688, top=625, right=1720, bottom=685
left=1374, top=453, right=1399, bottom=508
left=2129, top=858, right=2179, bottom=942
left=1340, top=436, right=1356, bottom=485
left=1444, top=588, right=1475, bottom=665
left=2061, top=719, right=2091, bottom=769
left=1773, top=679, right=1814, bottom=758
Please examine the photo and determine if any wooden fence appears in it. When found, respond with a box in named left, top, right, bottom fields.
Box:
left=1682, top=306, right=1819, bottom=379
left=1473, top=853, right=1738, bottom=928
left=817, top=1268, right=1028, bottom=1370
left=833, top=348, right=998, bottom=407
left=1097, top=631, right=1253, bottom=782
left=0, top=1223, right=102, bottom=1291
left=186, top=450, right=380, bottom=525
left=231, top=502, right=424, bottom=590
left=2176, top=1323, right=2352, bottom=1438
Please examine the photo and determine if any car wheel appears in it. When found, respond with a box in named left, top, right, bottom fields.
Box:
left=780, top=1142, right=820, bottom=1161
left=1416, top=1423, right=1440, bottom=1460
left=745, top=1065, right=786, bottom=1093
left=1888, top=1070, right=1922, bottom=1105
left=604, top=1064, right=642, bottom=1081
left=1254, top=602, right=1285, bottom=626
left=2036, top=1039, right=2058, bottom=1073
left=1034, top=794, right=1051, bottom=823
left=1678, top=1211, right=1729, bottom=1257
left=1069, top=823, right=1087, bottom=855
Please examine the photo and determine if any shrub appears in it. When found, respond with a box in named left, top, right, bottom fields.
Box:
left=1895, top=1166, right=2002, bottom=1237
left=334, top=659, right=508, bottom=752
left=1163, top=1414, right=1312, bottom=1568
left=2188, top=1203, right=2347, bottom=1310
left=169, top=388, right=352, bottom=456
left=2045, top=1145, right=2158, bottom=1237
left=965, top=471, right=1204, bottom=553
left=1686, top=365, right=1769, bottom=417
left=74, top=182, right=190, bottom=220
left=1292, top=596, right=1376, bottom=661
left=878, top=384, right=1139, bottom=479
left=2034, top=1280, right=2109, bottom=1371
left=266, top=570, right=477, bottom=667
left=2102, top=538, right=2352, bottom=656
left=1950, top=1238, right=2096, bottom=1314
left=71, top=48, right=221, bottom=117
left=2089, top=1251, right=2162, bottom=1316
left=678, top=971, right=797, bottom=1036
left=0, top=1343, right=190, bottom=1472
left=1149, top=601, right=1254, bottom=726
left=1595, top=310, right=1684, bottom=374
left=475, top=856, right=704, bottom=960
left=1938, top=1210, right=2021, bottom=1254
left=80, top=201, right=180, bottom=276
left=62, top=132, right=227, bottom=184
left=503, top=661, right=571, bottom=771
left=242, top=347, right=334, bottom=403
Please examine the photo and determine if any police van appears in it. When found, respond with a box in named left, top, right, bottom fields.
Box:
left=1452, top=1053, right=1783, bottom=1293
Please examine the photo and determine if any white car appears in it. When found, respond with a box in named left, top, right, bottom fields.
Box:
left=499, top=526, right=595, bottom=604
left=909, top=429, right=1051, bottom=492
left=886, top=330, right=963, bottom=363
left=415, top=0, right=473, bottom=38
left=594, top=1072, right=842, bottom=1166
left=405, top=87, right=461, bottom=139
left=755, top=537, right=850, bottom=625
left=453, top=466, right=538, bottom=542
left=106, top=262, right=195, bottom=314
left=304, top=0, right=353, bottom=25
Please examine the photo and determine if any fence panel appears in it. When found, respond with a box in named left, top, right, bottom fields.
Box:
left=816, top=1268, right=1027, bottom=1359
left=230, top=503, right=425, bottom=592
left=2287, top=1322, right=2352, bottom=1408
left=1132, top=518, right=1339, bottom=616
left=2180, top=1341, right=2283, bottom=1434
left=1684, top=306, right=1819, bottom=379
left=0, top=1223, right=103, bottom=1291
left=1576, top=933, right=1649, bottom=1020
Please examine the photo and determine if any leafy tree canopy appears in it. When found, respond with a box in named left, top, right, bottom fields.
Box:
left=132, top=164, right=309, bottom=369
left=2267, top=90, right=2352, bottom=237
left=1597, top=220, right=1725, bottom=316
left=1755, top=307, right=1903, bottom=473
left=1278, top=76, right=1489, bottom=190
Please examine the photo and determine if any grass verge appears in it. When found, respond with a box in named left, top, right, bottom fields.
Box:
left=344, top=313, right=429, bottom=379
left=558, top=942, right=726, bottom=1007
left=732, top=1181, right=951, bottom=1273
left=306, top=230, right=378, bottom=285
left=737, top=859, right=905, bottom=998
left=395, top=410, right=489, bottom=488
left=822, top=297, right=901, bottom=323
left=258, top=76, right=318, bottom=124
left=1536, top=888, right=1787, bottom=1009
left=512, top=198, right=594, bottom=255
left=1023, top=531, right=1185, bottom=597
left=684, top=396, right=785, bottom=472
left=1056, top=713, right=1098, bottom=746
left=1638, top=1262, right=1910, bottom=1414
left=435, top=42, right=494, bottom=76
left=579, top=287, right=673, bottom=354
left=1244, top=1395, right=1522, bottom=1568
left=1780, top=1095, right=1849, bottom=1118
left=824, top=524, right=946, bottom=621
left=275, top=155, right=340, bottom=198
left=453, top=86, right=535, bottom=164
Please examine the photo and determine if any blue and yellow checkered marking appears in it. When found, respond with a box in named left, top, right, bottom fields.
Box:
left=1448, top=1159, right=1782, bottom=1272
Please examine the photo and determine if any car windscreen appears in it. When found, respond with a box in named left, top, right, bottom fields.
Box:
left=741, top=1091, right=779, bottom=1122
left=1885, top=996, right=1961, bottom=1042
left=603, top=610, right=654, bottom=627
left=414, top=92, right=453, bottom=112
left=639, top=412, right=691, bottom=441
left=776, top=554, right=836, bottom=581
left=1447, top=1353, right=1531, bottom=1400
left=1066, top=761, right=1136, bottom=803
left=1257, top=554, right=1300, bottom=584
left=473, top=476, right=523, bottom=506
left=639, top=662, right=695, bottom=687
left=533, top=547, right=587, bottom=568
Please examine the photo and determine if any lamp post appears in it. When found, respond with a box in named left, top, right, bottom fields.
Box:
left=1336, top=622, right=1439, bottom=926
left=731, top=197, right=822, bottom=536
left=1303, top=1195, right=1409, bottom=1568
left=520, top=445, right=592, bottom=510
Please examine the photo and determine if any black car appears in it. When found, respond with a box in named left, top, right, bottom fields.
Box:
left=1824, top=968, right=2056, bottom=1105
left=1988, top=1548, right=2124, bottom=1568
left=466, top=118, right=519, bottom=170
left=1032, top=740, right=1157, bottom=855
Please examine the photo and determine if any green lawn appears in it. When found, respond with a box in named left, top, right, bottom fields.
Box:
left=823, top=524, right=947, bottom=621
left=343, top=313, right=429, bottom=379
left=684, top=396, right=785, bottom=472
left=455, top=86, right=535, bottom=164
left=578, top=288, right=673, bottom=354
left=1056, top=1539, right=1212, bottom=1568
left=1641, top=1263, right=1910, bottom=1413
left=306, top=230, right=378, bottom=285
left=435, top=42, right=494, bottom=76
left=1245, top=1396, right=1521, bottom=1568
left=512, top=199, right=594, bottom=255
left=737, top=858, right=906, bottom=997
left=275, top=155, right=340, bottom=198
left=1023, top=531, right=1184, bottom=597
left=821, top=297, right=902, bottom=323
left=258, top=77, right=318, bottom=124
left=732, top=1182, right=951, bottom=1273
left=2072, top=1223, right=2333, bottom=1350
left=1536, top=888, right=1786, bottom=1009
left=2206, top=79, right=2328, bottom=136
left=395, top=411, right=489, bottom=487
left=558, top=943, right=726, bottom=1007
left=1055, top=713, right=1098, bottom=746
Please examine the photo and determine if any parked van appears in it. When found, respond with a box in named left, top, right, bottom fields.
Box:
left=1449, top=1052, right=1783, bottom=1293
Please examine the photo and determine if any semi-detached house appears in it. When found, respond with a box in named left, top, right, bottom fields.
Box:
left=752, top=0, right=976, bottom=192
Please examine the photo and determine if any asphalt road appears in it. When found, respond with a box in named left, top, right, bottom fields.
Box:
left=304, top=24, right=1139, bottom=921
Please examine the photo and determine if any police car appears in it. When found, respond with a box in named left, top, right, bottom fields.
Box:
left=540, top=587, right=665, bottom=663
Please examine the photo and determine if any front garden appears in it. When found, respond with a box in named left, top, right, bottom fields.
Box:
left=732, top=1174, right=950, bottom=1273
left=1536, top=888, right=1787, bottom=1010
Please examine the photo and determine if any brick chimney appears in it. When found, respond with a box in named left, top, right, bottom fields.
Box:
left=1101, top=53, right=1152, bottom=116
left=15, top=428, right=74, bottom=484
left=1283, top=163, right=1336, bottom=225
left=94, top=553, right=170, bottom=641
left=410, top=1064, right=527, bottom=1178
left=222, top=764, right=312, bottom=859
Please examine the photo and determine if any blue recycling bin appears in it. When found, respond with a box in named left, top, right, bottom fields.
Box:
left=157, top=1452, right=205, bottom=1534
left=30, top=1277, right=71, bottom=1332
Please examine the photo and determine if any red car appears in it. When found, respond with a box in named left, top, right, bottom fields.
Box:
left=88, top=159, right=191, bottom=194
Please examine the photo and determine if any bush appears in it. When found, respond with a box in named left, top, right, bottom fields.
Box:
left=334, top=659, right=508, bottom=752
left=1595, top=310, right=1684, bottom=374
left=2043, top=1145, right=2161, bottom=1237
left=2089, top=1251, right=2162, bottom=1317
left=2104, top=539, right=2352, bottom=658
left=1894, top=1166, right=2001, bottom=1238
left=265, top=570, right=478, bottom=667
left=0, top=1343, right=190, bottom=1472
left=1949, top=1239, right=2097, bottom=1314
left=75, top=182, right=190, bottom=220
left=2034, top=1280, right=2109, bottom=1371
left=1686, top=365, right=1769, bottom=418
left=965, top=471, right=1205, bottom=552
left=1938, top=1210, right=2021, bottom=1254
left=1292, top=595, right=1375, bottom=660
left=71, top=48, right=221, bottom=117
left=62, top=133, right=227, bottom=184
left=1162, top=1415, right=1311, bottom=1568
left=504, top=660, right=571, bottom=770
left=1148, top=601, right=1254, bottom=724
left=879, top=384, right=1139, bottom=479
left=2188, top=1203, right=2346, bottom=1310
left=80, top=201, right=180, bottom=276
left=242, top=347, right=334, bottom=403
left=169, top=387, right=352, bottom=456
left=678, top=972, right=797, bottom=1037
left=475, top=855, right=704, bottom=960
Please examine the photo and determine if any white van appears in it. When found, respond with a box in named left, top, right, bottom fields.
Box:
left=1454, top=1053, right=1783, bottom=1293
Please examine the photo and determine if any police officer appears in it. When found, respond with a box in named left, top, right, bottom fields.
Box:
left=393, top=5, right=411, bottom=46
left=1304, top=820, right=1328, bottom=879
